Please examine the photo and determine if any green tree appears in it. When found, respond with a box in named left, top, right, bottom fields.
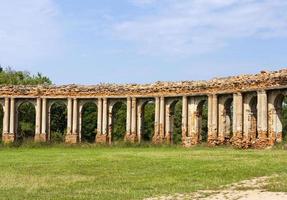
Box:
left=112, top=102, right=127, bottom=141
left=0, top=67, right=52, bottom=142
left=81, top=103, right=97, bottom=143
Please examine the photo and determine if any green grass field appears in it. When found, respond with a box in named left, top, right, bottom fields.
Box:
left=0, top=145, right=286, bottom=200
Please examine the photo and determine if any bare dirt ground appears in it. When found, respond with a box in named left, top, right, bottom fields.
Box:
left=145, top=176, right=287, bottom=200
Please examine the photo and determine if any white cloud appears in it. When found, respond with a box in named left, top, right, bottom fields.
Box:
left=113, top=0, right=287, bottom=56
left=130, top=0, right=159, bottom=6
left=0, top=0, right=62, bottom=66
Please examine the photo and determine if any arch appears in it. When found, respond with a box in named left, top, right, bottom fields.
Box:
left=16, top=100, right=36, bottom=142
left=166, top=98, right=182, bottom=144
left=218, top=96, right=233, bottom=142
left=79, top=101, right=98, bottom=143
left=138, top=99, right=155, bottom=142
left=196, top=99, right=208, bottom=142
left=111, top=101, right=127, bottom=142
left=249, top=96, right=258, bottom=141
left=48, top=100, right=67, bottom=142
left=271, top=91, right=287, bottom=142
left=0, top=100, right=4, bottom=140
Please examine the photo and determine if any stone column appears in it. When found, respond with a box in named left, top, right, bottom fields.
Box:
left=108, top=103, right=113, bottom=144
left=159, top=97, right=165, bottom=142
left=9, top=98, right=15, bottom=138
left=208, top=94, right=218, bottom=145
left=2, top=98, right=12, bottom=143
left=126, top=97, right=132, bottom=138
left=41, top=98, right=47, bottom=136
left=96, top=98, right=108, bottom=144
left=130, top=97, right=137, bottom=142
left=217, top=98, right=225, bottom=143
left=152, top=97, right=160, bottom=143
left=35, top=98, right=46, bottom=142
left=188, top=97, right=200, bottom=145
left=97, top=98, right=103, bottom=136
left=72, top=98, right=78, bottom=134
left=165, top=100, right=172, bottom=143
left=136, top=100, right=143, bottom=143
left=257, top=90, right=268, bottom=140
left=65, top=98, right=78, bottom=144
left=102, top=98, right=108, bottom=136
left=243, top=96, right=250, bottom=143
left=67, top=98, right=73, bottom=135
left=182, top=96, right=188, bottom=146
left=232, top=93, right=243, bottom=146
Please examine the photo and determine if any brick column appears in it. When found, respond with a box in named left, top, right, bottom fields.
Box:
left=9, top=98, right=15, bottom=141
left=35, top=98, right=47, bottom=142
left=159, top=97, right=165, bottom=141
left=136, top=100, right=143, bottom=143
left=256, top=90, right=269, bottom=148
left=181, top=96, right=189, bottom=146
left=232, top=93, right=243, bottom=146
left=67, top=98, right=73, bottom=135
left=130, top=98, right=137, bottom=142
left=126, top=97, right=132, bottom=137
left=152, top=97, right=160, bottom=143
left=65, top=98, right=78, bottom=144
left=96, top=98, right=108, bottom=144
left=208, top=94, right=218, bottom=145
left=165, top=100, right=172, bottom=143
left=2, top=98, right=13, bottom=143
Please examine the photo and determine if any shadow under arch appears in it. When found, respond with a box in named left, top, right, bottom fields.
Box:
left=197, top=99, right=208, bottom=142
left=111, top=101, right=127, bottom=142
left=274, top=94, right=287, bottom=142
left=16, top=101, right=36, bottom=142
left=167, top=99, right=182, bottom=144
left=140, top=100, right=155, bottom=142
left=49, top=101, right=67, bottom=143
left=80, top=101, right=98, bottom=143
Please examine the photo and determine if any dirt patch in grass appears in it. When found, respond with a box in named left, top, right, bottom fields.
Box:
left=145, top=176, right=287, bottom=200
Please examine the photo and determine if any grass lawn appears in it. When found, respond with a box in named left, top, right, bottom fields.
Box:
left=0, top=145, right=286, bottom=199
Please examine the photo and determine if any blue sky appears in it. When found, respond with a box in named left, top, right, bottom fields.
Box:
left=0, top=0, right=287, bottom=84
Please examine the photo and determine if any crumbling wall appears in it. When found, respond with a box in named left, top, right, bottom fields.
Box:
left=0, top=69, right=287, bottom=97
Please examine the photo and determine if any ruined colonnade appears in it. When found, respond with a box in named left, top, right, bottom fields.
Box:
left=1, top=69, right=287, bottom=148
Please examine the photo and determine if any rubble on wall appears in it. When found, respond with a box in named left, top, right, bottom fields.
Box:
left=0, top=68, right=287, bottom=97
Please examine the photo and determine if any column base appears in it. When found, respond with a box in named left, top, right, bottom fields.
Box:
left=96, top=134, right=108, bottom=144
left=276, top=132, right=283, bottom=143
left=152, top=134, right=164, bottom=144
left=2, top=133, right=15, bottom=143
left=65, top=134, right=78, bottom=144
left=182, top=133, right=200, bottom=147
left=182, top=136, right=192, bottom=147
left=124, top=133, right=138, bottom=143
left=207, top=132, right=218, bottom=146
left=230, top=132, right=242, bottom=148
left=34, top=134, right=47, bottom=142
left=252, top=138, right=272, bottom=149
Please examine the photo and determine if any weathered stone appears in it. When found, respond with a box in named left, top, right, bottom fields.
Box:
left=1, top=69, right=287, bottom=148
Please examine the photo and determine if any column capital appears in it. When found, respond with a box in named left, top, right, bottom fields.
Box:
left=257, top=90, right=267, bottom=95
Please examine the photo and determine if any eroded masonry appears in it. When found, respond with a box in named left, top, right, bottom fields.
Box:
left=1, top=69, right=287, bottom=148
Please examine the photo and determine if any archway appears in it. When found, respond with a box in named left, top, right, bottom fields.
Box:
left=168, top=100, right=182, bottom=144
left=49, top=101, right=67, bottom=142
left=142, top=101, right=155, bottom=142
left=80, top=102, right=97, bottom=143
left=249, top=96, right=258, bottom=141
left=111, top=102, right=127, bottom=142
left=0, top=104, right=3, bottom=140
left=223, top=98, right=233, bottom=140
left=16, top=101, right=36, bottom=142
left=273, top=94, right=287, bottom=142
left=197, top=100, right=208, bottom=142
